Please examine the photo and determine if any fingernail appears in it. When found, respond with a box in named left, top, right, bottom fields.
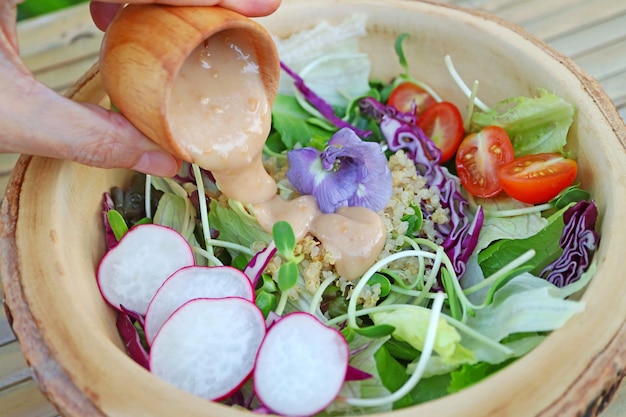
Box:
left=133, top=151, right=179, bottom=177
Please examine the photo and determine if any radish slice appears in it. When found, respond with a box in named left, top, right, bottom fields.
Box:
left=254, top=312, right=349, bottom=416
left=144, top=265, right=254, bottom=344
left=150, top=297, right=266, bottom=401
left=97, top=224, right=194, bottom=315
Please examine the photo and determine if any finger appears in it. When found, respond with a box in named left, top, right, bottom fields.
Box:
left=1, top=77, right=180, bottom=177
left=90, top=0, right=280, bottom=27
left=89, top=1, right=122, bottom=31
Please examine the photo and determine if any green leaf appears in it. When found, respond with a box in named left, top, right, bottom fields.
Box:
left=231, top=254, right=250, bottom=271
left=134, top=217, right=152, bottom=226
left=368, top=273, right=392, bottom=297
left=372, top=307, right=476, bottom=367
left=383, top=338, right=419, bottom=361
left=465, top=273, right=586, bottom=343
left=478, top=204, right=570, bottom=277
left=259, top=273, right=278, bottom=293
left=153, top=193, right=189, bottom=236
left=441, top=268, right=463, bottom=320
left=471, top=89, right=575, bottom=157
left=273, top=221, right=296, bottom=260
left=551, top=184, right=590, bottom=209
left=255, top=290, right=277, bottom=318
left=277, top=261, right=298, bottom=292
left=394, top=33, right=411, bottom=76
left=482, top=265, right=534, bottom=306
left=271, top=94, right=333, bottom=150
left=107, top=210, right=128, bottom=241
left=475, top=195, right=549, bottom=252
left=208, top=199, right=271, bottom=250
left=447, top=360, right=514, bottom=394
left=401, top=203, right=423, bottom=237
left=374, top=346, right=413, bottom=409
left=354, top=324, right=396, bottom=338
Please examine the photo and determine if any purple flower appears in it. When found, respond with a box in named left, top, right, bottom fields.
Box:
left=286, top=128, right=392, bottom=214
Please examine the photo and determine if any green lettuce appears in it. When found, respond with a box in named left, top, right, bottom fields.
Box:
left=471, top=89, right=575, bottom=156
left=208, top=199, right=271, bottom=252
left=371, top=308, right=476, bottom=368
left=474, top=195, right=548, bottom=252
left=270, top=94, right=333, bottom=151
left=465, top=272, right=587, bottom=344
left=478, top=204, right=571, bottom=277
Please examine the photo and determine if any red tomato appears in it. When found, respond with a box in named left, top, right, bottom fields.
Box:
left=416, top=102, right=464, bottom=163
left=388, top=81, right=436, bottom=115
left=455, top=126, right=515, bottom=198
left=497, top=153, right=578, bottom=204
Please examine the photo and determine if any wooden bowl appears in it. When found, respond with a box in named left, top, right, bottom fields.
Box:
left=2, top=0, right=626, bottom=416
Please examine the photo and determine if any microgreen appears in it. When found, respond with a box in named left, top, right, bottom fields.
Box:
left=107, top=209, right=128, bottom=241
left=271, top=221, right=302, bottom=316
left=401, top=203, right=423, bottom=237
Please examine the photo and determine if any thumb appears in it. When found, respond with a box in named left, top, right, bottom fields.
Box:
left=1, top=77, right=181, bottom=177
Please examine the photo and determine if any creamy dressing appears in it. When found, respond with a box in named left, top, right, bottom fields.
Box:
left=254, top=196, right=386, bottom=280
left=167, top=31, right=385, bottom=280
left=168, top=30, right=276, bottom=203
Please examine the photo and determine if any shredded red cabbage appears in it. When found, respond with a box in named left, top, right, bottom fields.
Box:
left=359, top=97, right=484, bottom=279
left=102, top=192, right=119, bottom=251
left=116, top=306, right=150, bottom=369
left=244, top=241, right=277, bottom=287
left=541, top=200, right=598, bottom=287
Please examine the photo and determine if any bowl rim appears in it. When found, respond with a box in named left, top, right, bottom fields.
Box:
left=3, top=1, right=626, bottom=416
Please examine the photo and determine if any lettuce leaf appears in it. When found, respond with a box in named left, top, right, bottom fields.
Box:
left=478, top=204, right=570, bottom=277
left=208, top=199, right=271, bottom=251
left=447, top=359, right=513, bottom=394
left=471, top=90, right=575, bottom=156
left=274, top=14, right=367, bottom=99
left=465, top=272, right=585, bottom=343
left=271, top=94, right=334, bottom=150
left=475, top=196, right=548, bottom=252
left=371, top=308, right=476, bottom=368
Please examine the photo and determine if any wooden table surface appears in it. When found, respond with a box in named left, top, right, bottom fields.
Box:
left=2, top=0, right=626, bottom=416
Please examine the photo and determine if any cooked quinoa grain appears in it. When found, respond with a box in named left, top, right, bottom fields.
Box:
left=256, top=149, right=452, bottom=312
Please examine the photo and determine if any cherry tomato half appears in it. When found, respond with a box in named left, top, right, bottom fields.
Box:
left=455, top=126, right=515, bottom=198
left=497, top=153, right=578, bottom=204
left=416, top=101, right=464, bottom=163
left=388, top=81, right=436, bottom=115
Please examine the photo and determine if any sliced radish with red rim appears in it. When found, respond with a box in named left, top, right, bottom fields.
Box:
left=97, top=224, right=194, bottom=315
left=150, top=297, right=266, bottom=401
left=254, top=312, right=349, bottom=416
left=144, top=265, right=254, bottom=344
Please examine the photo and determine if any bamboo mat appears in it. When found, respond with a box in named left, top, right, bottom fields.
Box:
left=1, top=1, right=625, bottom=416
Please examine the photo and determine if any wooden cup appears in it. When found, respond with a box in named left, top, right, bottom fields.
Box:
left=99, top=4, right=280, bottom=162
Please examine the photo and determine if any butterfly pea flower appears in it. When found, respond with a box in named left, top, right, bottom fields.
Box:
left=286, top=128, right=392, bottom=214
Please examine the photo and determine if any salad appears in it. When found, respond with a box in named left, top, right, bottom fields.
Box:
left=97, top=15, right=599, bottom=417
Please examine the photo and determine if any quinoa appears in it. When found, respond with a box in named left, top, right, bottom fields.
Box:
left=256, top=149, right=452, bottom=310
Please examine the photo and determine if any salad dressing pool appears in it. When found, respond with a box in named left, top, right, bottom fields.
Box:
left=254, top=196, right=386, bottom=280
left=167, top=31, right=276, bottom=204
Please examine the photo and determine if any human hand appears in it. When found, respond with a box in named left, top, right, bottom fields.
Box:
left=0, top=0, right=280, bottom=177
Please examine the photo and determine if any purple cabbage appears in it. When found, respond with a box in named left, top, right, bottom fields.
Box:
left=360, top=97, right=484, bottom=279
left=280, top=61, right=371, bottom=138
left=102, top=192, right=119, bottom=251
left=541, top=200, right=599, bottom=287
left=116, top=305, right=150, bottom=369
left=244, top=241, right=277, bottom=287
